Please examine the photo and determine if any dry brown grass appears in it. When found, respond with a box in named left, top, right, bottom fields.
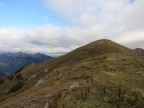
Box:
left=0, top=39, right=142, bottom=108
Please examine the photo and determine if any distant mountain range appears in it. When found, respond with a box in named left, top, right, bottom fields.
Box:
left=0, top=52, right=53, bottom=74
left=135, top=48, right=144, bottom=56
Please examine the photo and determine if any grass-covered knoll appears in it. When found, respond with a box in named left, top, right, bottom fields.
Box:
left=0, top=39, right=144, bottom=108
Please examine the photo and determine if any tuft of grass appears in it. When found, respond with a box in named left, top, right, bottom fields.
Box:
left=112, top=73, right=144, bottom=88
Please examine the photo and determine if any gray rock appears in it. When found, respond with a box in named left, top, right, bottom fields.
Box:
left=44, top=103, right=49, bottom=108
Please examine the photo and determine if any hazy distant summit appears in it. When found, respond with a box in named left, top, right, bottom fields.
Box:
left=0, top=52, right=53, bottom=74
left=135, top=48, right=144, bottom=56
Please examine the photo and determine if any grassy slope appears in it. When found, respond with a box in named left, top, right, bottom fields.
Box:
left=0, top=39, right=144, bottom=108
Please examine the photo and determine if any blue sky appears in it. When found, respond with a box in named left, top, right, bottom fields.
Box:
left=129, top=0, right=136, bottom=3
left=0, top=0, right=144, bottom=55
left=0, top=0, right=65, bottom=28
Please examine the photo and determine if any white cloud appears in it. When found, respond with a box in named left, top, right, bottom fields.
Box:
left=43, top=0, right=128, bottom=26
left=43, top=0, right=144, bottom=29
left=0, top=0, right=144, bottom=55
left=42, top=0, right=144, bottom=47
left=0, top=25, right=81, bottom=55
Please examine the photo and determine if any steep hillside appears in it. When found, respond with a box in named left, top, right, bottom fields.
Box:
left=35, top=39, right=137, bottom=70
left=0, top=39, right=144, bottom=108
left=0, top=52, right=53, bottom=74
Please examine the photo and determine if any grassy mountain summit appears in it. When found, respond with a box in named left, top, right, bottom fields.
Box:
left=41, top=39, right=137, bottom=69
left=0, top=39, right=144, bottom=108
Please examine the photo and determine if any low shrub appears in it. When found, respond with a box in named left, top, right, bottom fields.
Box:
left=9, top=82, right=24, bottom=93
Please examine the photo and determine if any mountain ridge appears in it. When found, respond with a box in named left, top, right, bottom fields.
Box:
left=0, top=39, right=144, bottom=108
left=42, top=39, right=137, bottom=69
left=135, top=48, right=144, bottom=56
left=0, top=52, right=54, bottom=74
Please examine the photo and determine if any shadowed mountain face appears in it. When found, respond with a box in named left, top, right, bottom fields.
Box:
left=135, top=48, right=144, bottom=56
left=0, top=39, right=144, bottom=108
left=0, top=52, right=53, bottom=74
left=0, top=72, right=7, bottom=84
